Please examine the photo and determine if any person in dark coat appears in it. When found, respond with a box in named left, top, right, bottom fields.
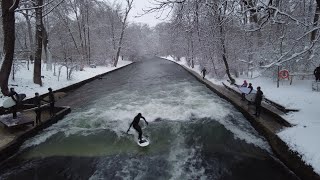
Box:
left=314, top=65, right=320, bottom=81
left=34, top=93, right=42, bottom=125
left=127, top=113, right=149, bottom=144
left=8, top=88, right=18, bottom=119
left=201, top=67, right=207, bottom=79
left=47, top=88, right=55, bottom=117
left=247, top=83, right=254, bottom=105
left=248, top=83, right=253, bottom=94
left=254, top=86, right=264, bottom=117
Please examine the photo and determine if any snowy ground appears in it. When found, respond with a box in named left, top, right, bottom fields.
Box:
left=0, top=60, right=132, bottom=105
left=163, top=56, right=320, bottom=175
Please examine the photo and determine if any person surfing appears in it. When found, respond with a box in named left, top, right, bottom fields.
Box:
left=127, top=113, right=149, bottom=144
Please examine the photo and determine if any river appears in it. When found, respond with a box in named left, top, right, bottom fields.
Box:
left=0, top=57, right=298, bottom=180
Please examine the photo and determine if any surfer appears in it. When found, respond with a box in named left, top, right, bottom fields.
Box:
left=314, top=65, right=320, bottom=82
left=127, top=113, right=149, bottom=143
left=201, top=67, right=207, bottom=79
left=8, top=88, right=18, bottom=119
left=254, top=87, right=264, bottom=117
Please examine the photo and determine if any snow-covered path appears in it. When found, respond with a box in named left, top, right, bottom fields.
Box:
left=0, top=60, right=132, bottom=105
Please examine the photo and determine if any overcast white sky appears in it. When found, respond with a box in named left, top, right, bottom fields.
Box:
left=126, top=0, right=171, bottom=27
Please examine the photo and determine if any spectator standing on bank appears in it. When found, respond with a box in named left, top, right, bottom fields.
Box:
left=48, top=88, right=55, bottom=117
left=34, top=93, right=42, bottom=125
left=201, top=67, right=207, bottom=79
left=254, top=86, right=264, bottom=117
left=240, top=80, right=248, bottom=87
left=314, top=65, right=320, bottom=81
left=8, top=88, right=18, bottom=119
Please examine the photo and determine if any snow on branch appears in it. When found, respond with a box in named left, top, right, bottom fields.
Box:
left=259, top=34, right=320, bottom=70
left=42, top=0, right=65, bottom=17
left=15, top=0, right=61, bottom=12
left=238, top=59, right=253, bottom=63
left=143, top=0, right=186, bottom=14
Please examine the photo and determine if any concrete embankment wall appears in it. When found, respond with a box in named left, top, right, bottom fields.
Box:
left=0, top=107, right=71, bottom=163
left=169, top=59, right=320, bottom=180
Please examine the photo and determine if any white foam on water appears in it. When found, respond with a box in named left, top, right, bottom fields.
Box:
left=22, top=79, right=269, bottom=153
left=21, top=125, right=60, bottom=149
left=167, top=123, right=207, bottom=180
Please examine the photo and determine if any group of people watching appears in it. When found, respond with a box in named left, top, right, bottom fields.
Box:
left=238, top=80, right=264, bottom=117
left=8, top=87, right=55, bottom=125
left=34, top=88, right=55, bottom=125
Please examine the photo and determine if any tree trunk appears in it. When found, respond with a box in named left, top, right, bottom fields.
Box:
left=34, top=0, right=44, bottom=86
left=311, top=5, right=320, bottom=42
left=114, top=27, right=125, bottom=67
left=24, top=9, right=34, bottom=62
left=113, top=0, right=133, bottom=67
left=42, top=23, right=52, bottom=71
left=0, top=0, right=19, bottom=95
left=218, top=16, right=235, bottom=84
left=58, top=11, right=81, bottom=55
left=86, top=1, right=91, bottom=65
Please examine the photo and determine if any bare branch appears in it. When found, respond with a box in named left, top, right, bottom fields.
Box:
left=9, top=0, right=20, bottom=12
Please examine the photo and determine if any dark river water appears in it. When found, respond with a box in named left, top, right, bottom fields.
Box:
left=0, top=57, right=298, bottom=180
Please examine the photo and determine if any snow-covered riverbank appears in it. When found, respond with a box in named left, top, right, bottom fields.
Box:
left=0, top=60, right=132, bottom=105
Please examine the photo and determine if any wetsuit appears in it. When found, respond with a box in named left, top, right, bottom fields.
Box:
left=34, top=96, right=42, bottom=125
left=48, top=91, right=55, bottom=117
left=128, top=114, right=147, bottom=143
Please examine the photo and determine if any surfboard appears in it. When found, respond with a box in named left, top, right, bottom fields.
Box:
left=137, top=136, right=150, bottom=147
left=43, top=92, right=66, bottom=102
left=2, top=94, right=26, bottom=108
left=238, top=87, right=256, bottom=94
left=128, top=127, right=150, bottom=147
left=23, top=103, right=50, bottom=112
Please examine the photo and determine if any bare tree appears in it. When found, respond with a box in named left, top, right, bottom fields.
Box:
left=0, top=0, right=20, bottom=95
left=113, top=0, right=133, bottom=67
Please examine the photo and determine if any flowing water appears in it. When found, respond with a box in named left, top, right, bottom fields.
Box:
left=0, top=58, right=298, bottom=180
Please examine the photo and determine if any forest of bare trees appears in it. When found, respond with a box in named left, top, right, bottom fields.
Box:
left=1, top=0, right=320, bottom=95
left=0, top=0, right=157, bottom=95
left=152, top=0, right=320, bottom=84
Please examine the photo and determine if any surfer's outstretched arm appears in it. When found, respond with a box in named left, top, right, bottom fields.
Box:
left=127, top=122, right=133, bottom=133
left=141, top=116, right=148, bottom=125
